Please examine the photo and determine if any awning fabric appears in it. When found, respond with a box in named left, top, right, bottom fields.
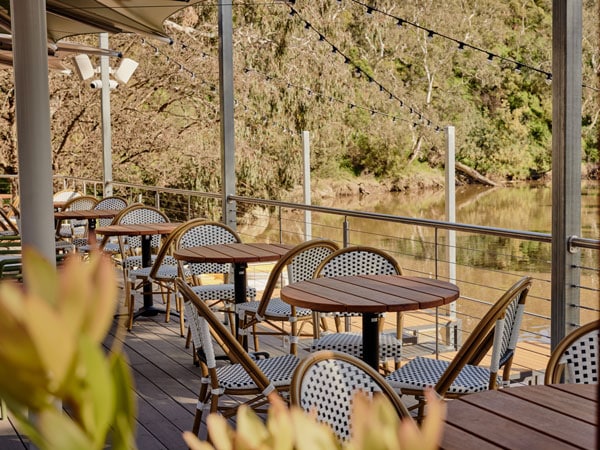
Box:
left=0, top=1, right=201, bottom=43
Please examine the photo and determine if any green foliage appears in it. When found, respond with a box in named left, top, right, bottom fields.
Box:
left=1, top=0, right=597, bottom=193
left=0, top=250, right=137, bottom=450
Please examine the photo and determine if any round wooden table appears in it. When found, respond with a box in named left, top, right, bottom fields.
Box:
left=174, top=242, right=293, bottom=344
left=54, top=209, right=119, bottom=246
left=280, top=274, right=460, bottom=369
left=441, top=383, right=598, bottom=449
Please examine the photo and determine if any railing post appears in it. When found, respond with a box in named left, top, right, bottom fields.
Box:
left=551, top=0, right=582, bottom=347
left=343, top=217, right=350, bottom=247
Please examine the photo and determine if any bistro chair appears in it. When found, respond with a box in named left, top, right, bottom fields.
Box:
left=310, top=246, right=405, bottom=370
left=175, top=221, right=257, bottom=339
left=237, top=239, right=340, bottom=355
left=75, top=195, right=128, bottom=252
left=291, top=350, right=412, bottom=442
left=102, top=204, right=169, bottom=303
left=55, top=195, right=98, bottom=242
left=52, top=189, right=81, bottom=208
left=125, top=219, right=203, bottom=335
left=385, top=276, right=532, bottom=420
left=176, top=278, right=300, bottom=438
left=544, top=319, right=599, bottom=385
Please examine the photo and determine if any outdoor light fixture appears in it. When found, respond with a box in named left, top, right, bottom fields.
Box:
left=73, top=53, right=138, bottom=89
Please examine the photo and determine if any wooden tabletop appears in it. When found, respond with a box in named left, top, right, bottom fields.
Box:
left=280, top=275, right=460, bottom=314
left=96, top=222, right=180, bottom=237
left=173, top=242, right=293, bottom=264
left=54, top=209, right=119, bottom=220
left=441, top=383, right=598, bottom=450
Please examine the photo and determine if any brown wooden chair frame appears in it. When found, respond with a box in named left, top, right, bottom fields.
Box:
left=176, top=277, right=298, bottom=438
left=237, top=239, right=340, bottom=354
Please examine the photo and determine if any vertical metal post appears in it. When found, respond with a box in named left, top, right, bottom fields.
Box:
left=445, top=126, right=457, bottom=349
left=11, top=0, right=56, bottom=266
left=100, top=33, right=113, bottom=197
left=302, top=131, right=312, bottom=240
left=551, top=0, right=582, bottom=348
left=218, top=3, right=236, bottom=228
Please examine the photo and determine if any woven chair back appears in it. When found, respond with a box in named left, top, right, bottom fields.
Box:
left=314, top=246, right=402, bottom=278
left=435, top=276, right=532, bottom=395
left=112, top=204, right=169, bottom=251
left=62, top=195, right=98, bottom=211
left=256, top=239, right=339, bottom=317
left=175, top=221, right=241, bottom=276
left=545, top=319, right=599, bottom=384
left=94, top=196, right=128, bottom=227
left=52, top=190, right=81, bottom=202
left=291, top=350, right=412, bottom=441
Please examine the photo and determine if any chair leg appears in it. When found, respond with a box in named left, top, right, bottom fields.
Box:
left=127, top=283, right=136, bottom=331
left=178, top=292, right=185, bottom=337
left=185, top=327, right=192, bottom=348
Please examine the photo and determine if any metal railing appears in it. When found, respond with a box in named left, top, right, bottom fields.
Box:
left=4, top=175, right=599, bottom=382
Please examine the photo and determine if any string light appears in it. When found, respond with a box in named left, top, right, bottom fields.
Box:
left=344, top=0, right=592, bottom=89
left=286, top=6, right=441, bottom=130
left=242, top=66, right=427, bottom=128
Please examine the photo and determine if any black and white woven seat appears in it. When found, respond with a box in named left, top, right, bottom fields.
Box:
left=237, top=239, right=340, bottom=355
left=177, top=278, right=299, bottom=438
left=310, top=246, right=404, bottom=369
left=385, top=276, right=532, bottom=420
left=544, top=319, right=599, bottom=384
left=291, top=350, right=412, bottom=442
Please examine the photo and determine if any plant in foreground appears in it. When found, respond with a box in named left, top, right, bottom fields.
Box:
left=183, top=390, right=445, bottom=450
left=0, top=249, right=137, bottom=450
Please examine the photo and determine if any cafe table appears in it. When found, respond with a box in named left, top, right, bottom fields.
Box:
left=280, top=274, right=460, bottom=369
left=96, top=222, right=181, bottom=319
left=173, top=242, right=293, bottom=342
left=441, top=383, right=598, bottom=449
left=54, top=209, right=119, bottom=246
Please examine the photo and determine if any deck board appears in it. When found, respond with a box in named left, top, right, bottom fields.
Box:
left=0, top=277, right=553, bottom=448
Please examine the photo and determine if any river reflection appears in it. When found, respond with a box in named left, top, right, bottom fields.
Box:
left=246, top=182, right=599, bottom=342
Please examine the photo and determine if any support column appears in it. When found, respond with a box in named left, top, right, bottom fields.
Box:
left=218, top=3, right=236, bottom=228
left=11, top=0, right=56, bottom=267
left=551, top=0, right=582, bottom=348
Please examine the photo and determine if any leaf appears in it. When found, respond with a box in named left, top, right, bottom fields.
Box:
left=21, top=247, right=59, bottom=307
left=68, top=336, right=116, bottom=447
left=109, top=353, right=138, bottom=450
left=23, top=292, right=77, bottom=393
left=36, top=407, right=95, bottom=450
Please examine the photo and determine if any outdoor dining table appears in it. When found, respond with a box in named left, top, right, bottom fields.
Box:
left=96, top=222, right=181, bottom=319
left=54, top=209, right=119, bottom=246
left=441, top=383, right=598, bottom=449
left=173, top=242, right=294, bottom=343
left=280, top=274, right=460, bottom=369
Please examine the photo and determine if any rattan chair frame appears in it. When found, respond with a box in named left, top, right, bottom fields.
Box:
left=544, top=319, right=600, bottom=384
left=237, top=239, right=340, bottom=354
left=291, top=349, right=412, bottom=442
left=175, top=221, right=256, bottom=336
left=176, top=278, right=299, bottom=438
left=126, top=219, right=205, bottom=335
left=386, top=276, right=532, bottom=419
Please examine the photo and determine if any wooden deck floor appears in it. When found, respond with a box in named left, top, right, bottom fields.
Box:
left=0, top=272, right=552, bottom=449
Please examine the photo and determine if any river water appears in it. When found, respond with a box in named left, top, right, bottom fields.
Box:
left=249, top=181, right=599, bottom=340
